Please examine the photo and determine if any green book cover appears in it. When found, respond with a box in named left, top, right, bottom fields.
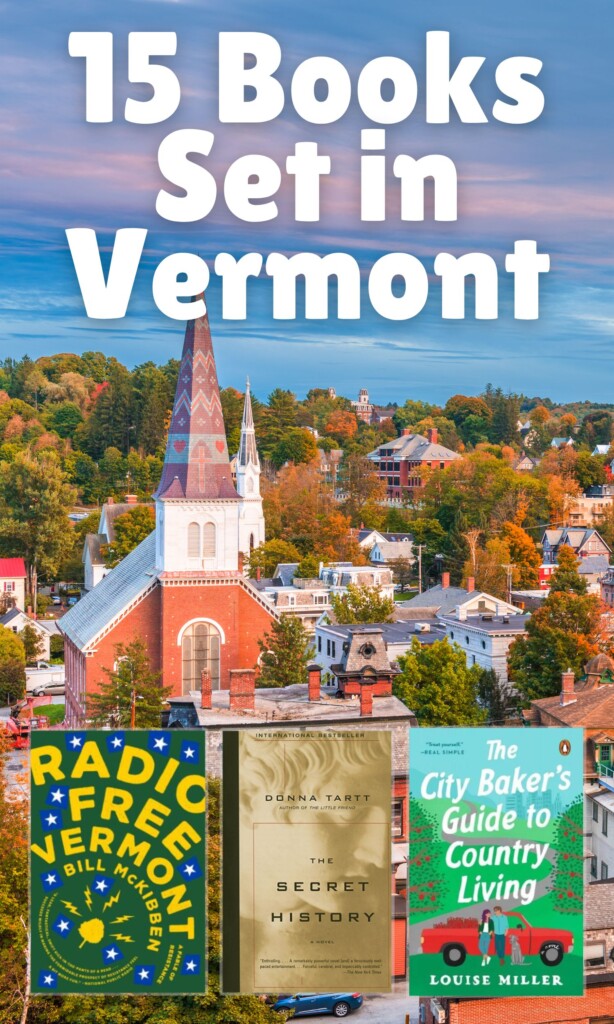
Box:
left=30, top=729, right=206, bottom=995
left=409, top=728, right=584, bottom=997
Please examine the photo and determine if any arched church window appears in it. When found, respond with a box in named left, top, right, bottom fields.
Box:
left=182, top=621, right=221, bottom=694
left=203, top=522, right=216, bottom=558
left=187, top=522, right=200, bottom=559
left=249, top=533, right=255, bottom=550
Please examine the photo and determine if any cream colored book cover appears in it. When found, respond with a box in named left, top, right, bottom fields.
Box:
left=222, top=729, right=392, bottom=994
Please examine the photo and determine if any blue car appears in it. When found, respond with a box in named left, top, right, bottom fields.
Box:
left=272, top=992, right=363, bottom=1018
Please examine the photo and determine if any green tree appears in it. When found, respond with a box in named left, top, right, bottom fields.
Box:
left=257, top=613, right=313, bottom=687
left=394, top=638, right=487, bottom=725
left=549, top=544, right=587, bottom=595
left=388, top=556, right=414, bottom=592
left=331, top=583, right=395, bottom=624
left=44, top=401, right=83, bottom=439
left=88, top=637, right=172, bottom=727
left=246, top=539, right=301, bottom=579
left=573, top=451, right=607, bottom=491
left=0, top=625, right=26, bottom=700
left=0, top=449, right=77, bottom=607
left=20, top=623, right=45, bottom=665
left=294, top=553, right=321, bottom=578
left=81, top=359, right=132, bottom=457
left=477, top=667, right=517, bottom=724
left=508, top=590, right=601, bottom=702
left=102, top=505, right=155, bottom=567
left=272, top=427, right=318, bottom=468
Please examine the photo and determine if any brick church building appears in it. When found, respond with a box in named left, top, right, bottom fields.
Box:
left=61, top=305, right=273, bottom=726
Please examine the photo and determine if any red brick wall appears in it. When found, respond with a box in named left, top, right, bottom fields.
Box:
left=420, top=986, right=614, bottom=1024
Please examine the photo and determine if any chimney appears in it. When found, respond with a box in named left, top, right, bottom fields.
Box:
left=238, top=551, right=244, bottom=574
left=308, top=664, right=322, bottom=701
left=467, top=577, right=475, bottom=593
left=230, top=669, right=256, bottom=712
left=201, top=669, right=212, bottom=710
left=107, top=496, right=114, bottom=505
left=402, top=428, right=411, bottom=436
left=26, top=605, right=36, bottom=621
left=427, top=427, right=438, bottom=444
left=125, top=493, right=138, bottom=504
left=256, top=566, right=261, bottom=582
left=360, top=684, right=374, bottom=717
left=560, top=668, right=576, bottom=707
left=441, top=572, right=450, bottom=589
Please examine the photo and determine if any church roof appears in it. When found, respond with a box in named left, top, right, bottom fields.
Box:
left=237, top=378, right=259, bottom=468
left=60, top=532, right=157, bottom=650
left=154, top=303, right=239, bottom=501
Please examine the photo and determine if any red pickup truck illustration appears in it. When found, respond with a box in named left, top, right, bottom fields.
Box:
left=420, top=911, right=574, bottom=967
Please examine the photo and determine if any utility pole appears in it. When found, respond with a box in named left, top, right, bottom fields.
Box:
left=417, top=544, right=426, bottom=594
left=130, top=688, right=136, bottom=729
left=502, top=564, right=514, bottom=605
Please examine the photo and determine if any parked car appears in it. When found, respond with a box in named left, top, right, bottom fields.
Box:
left=31, top=682, right=65, bottom=696
left=26, top=665, right=65, bottom=694
left=272, top=993, right=363, bottom=1018
left=420, top=911, right=574, bottom=967
left=51, top=595, right=62, bottom=606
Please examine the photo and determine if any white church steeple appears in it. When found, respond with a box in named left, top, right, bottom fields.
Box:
left=236, top=378, right=265, bottom=557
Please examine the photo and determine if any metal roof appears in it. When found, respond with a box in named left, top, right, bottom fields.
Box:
left=59, top=532, right=157, bottom=650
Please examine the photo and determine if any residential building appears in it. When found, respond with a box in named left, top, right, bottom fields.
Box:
left=370, top=537, right=414, bottom=565
left=60, top=305, right=275, bottom=727
left=82, top=495, right=149, bottom=592
left=0, top=557, right=27, bottom=610
left=550, top=436, right=575, bottom=448
left=568, top=484, right=614, bottom=528
left=602, top=567, right=614, bottom=607
left=318, top=447, right=343, bottom=489
left=513, top=451, right=540, bottom=472
left=315, top=618, right=446, bottom=681
left=541, top=526, right=611, bottom=565
left=356, top=528, right=413, bottom=550
left=593, top=444, right=612, bottom=457
left=0, top=607, right=55, bottom=660
left=438, top=608, right=527, bottom=685
left=253, top=562, right=395, bottom=632
left=367, top=428, right=460, bottom=502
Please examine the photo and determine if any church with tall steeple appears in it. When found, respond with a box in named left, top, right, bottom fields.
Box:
left=60, top=305, right=274, bottom=727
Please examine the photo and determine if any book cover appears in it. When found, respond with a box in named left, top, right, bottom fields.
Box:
left=29, top=729, right=206, bottom=995
left=409, top=728, right=584, bottom=997
left=222, top=729, right=392, bottom=993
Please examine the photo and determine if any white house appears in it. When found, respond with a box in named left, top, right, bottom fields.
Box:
left=370, top=538, right=414, bottom=565
left=315, top=618, right=445, bottom=682
left=0, top=558, right=27, bottom=610
left=0, top=607, right=55, bottom=660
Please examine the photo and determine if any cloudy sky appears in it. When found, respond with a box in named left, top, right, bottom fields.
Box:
left=1, top=0, right=612, bottom=404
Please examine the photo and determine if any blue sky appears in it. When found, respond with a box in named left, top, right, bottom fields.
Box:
left=1, top=0, right=612, bottom=404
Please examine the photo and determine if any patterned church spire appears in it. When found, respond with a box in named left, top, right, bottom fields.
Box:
left=154, top=303, right=238, bottom=500
left=237, top=378, right=259, bottom=469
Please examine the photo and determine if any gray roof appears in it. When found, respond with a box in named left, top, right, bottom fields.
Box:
left=84, top=533, right=106, bottom=565
left=579, top=555, right=610, bottom=575
left=402, top=584, right=474, bottom=616
left=439, top=613, right=528, bottom=634
left=102, top=502, right=151, bottom=542
left=273, top=563, right=299, bottom=587
left=368, top=432, right=460, bottom=464
left=371, top=540, right=414, bottom=560
left=321, top=620, right=446, bottom=648
left=0, top=607, right=21, bottom=626
left=60, top=532, right=157, bottom=650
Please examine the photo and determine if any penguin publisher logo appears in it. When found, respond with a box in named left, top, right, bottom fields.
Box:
left=559, top=738, right=571, bottom=756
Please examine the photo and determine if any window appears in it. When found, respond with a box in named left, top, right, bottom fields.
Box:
left=465, top=636, right=470, bottom=645
left=249, top=533, right=255, bottom=550
left=4, top=581, right=15, bottom=592
left=203, top=522, right=216, bottom=558
left=187, top=522, right=200, bottom=559
left=590, top=855, right=598, bottom=878
left=317, top=636, right=322, bottom=653
left=450, top=631, right=454, bottom=640
left=331, top=641, right=336, bottom=658
left=326, top=639, right=331, bottom=656
left=392, top=799, right=404, bottom=837
left=472, top=655, right=476, bottom=665
left=601, top=860, right=609, bottom=880
left=181, top=621, right=220, bottom=695
left=585, top=941, right=606, bottom=969
left=593, top=800, right=600, bottom=822
left=603, top=807, right=609, bottom=836
left=601, top=744, right=612, bottom=764
left=481, top=640, right=486, bottom=649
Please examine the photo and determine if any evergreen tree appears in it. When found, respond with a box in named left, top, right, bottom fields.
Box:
left=257, top=613, right=313, bottom=688
left=549, top=544, right=587, bottom=595
left=88, top=637, right=172, bottom=727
